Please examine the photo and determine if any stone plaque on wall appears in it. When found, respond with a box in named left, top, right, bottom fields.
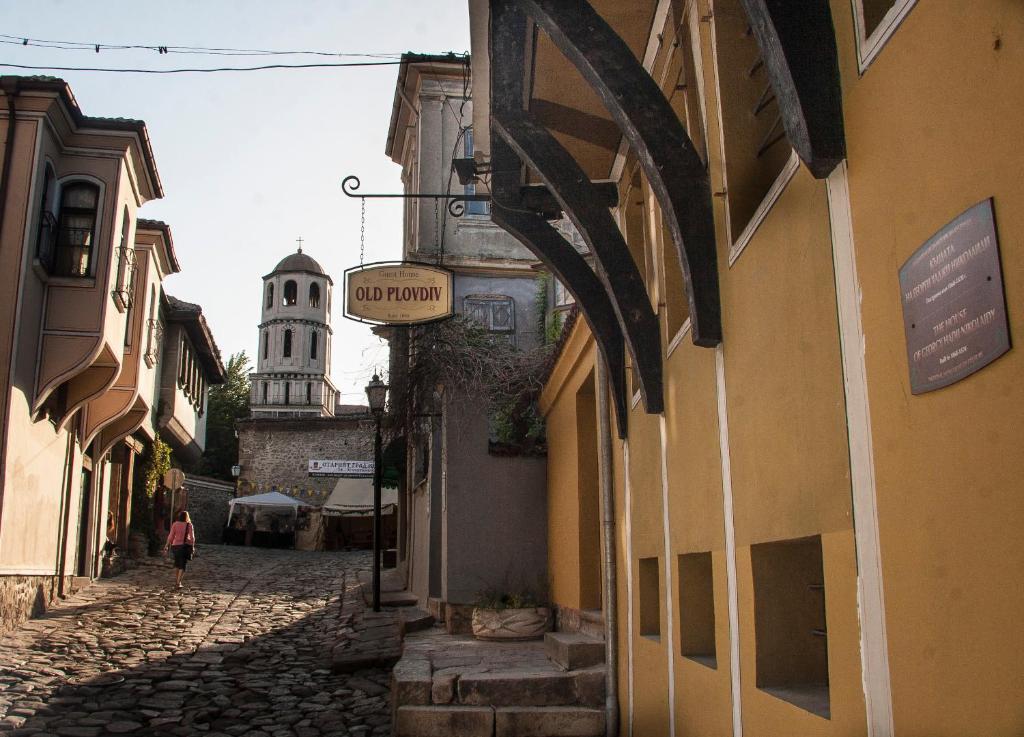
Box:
left=899, top=199, right=1010, bottom=394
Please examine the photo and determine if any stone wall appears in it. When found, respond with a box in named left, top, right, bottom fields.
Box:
left=0, top=574, right=79, bottom=635
left=184, top=475, right=235, bottom=543
left=236, top=415, right=375, bottom=505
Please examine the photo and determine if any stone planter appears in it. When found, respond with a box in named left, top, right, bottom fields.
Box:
left=471, top=606, right=552, bottom=641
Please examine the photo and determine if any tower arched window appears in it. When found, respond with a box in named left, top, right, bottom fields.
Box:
left=283, top=280, right=297, bottom=306
left=262, top=381, right=268, bottom=403
left=306, top=382, right=312, bottom=404
left=284, top=382, right=290, bottom=405
left=283, top=329, right=292, bottom=358
left=266, top=283, right=274, bottom=309
left=309, top=282, right=320, bottom=308
left=310, top=330, right=318, bottom=360
left=262, top=330, right=269, bottom=360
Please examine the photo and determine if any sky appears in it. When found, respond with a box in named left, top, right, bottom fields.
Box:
left=0, top=1, right=471, bottom=402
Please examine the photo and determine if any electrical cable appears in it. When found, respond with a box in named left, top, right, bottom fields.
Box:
left=0, top=33, right=405, bottom=58
left=0, top=60, right=404, bottom=74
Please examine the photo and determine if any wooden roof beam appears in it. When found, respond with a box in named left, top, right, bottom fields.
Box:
left=490, top=0, right=629, bottom=435
left=739, top=0, right=845, bottom=179
left=494, top=109, right=663, bottom=414
left=519, top=0, right=722, bottom=347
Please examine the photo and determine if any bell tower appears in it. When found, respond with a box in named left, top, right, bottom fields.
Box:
left=249, top=244, right=336, bottom=417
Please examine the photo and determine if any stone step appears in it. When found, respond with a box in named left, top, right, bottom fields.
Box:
left=395, top=705, right=605, bottom=737
left=557, top=607, right=606, bottom=641
left=545, top=632, right=606, bottom=671
left=357, top=568, right=406, bottom=592
left=457, top=668, right=605, bottom=708
left=496, top=706, right=605, bottom=737
left=400, top=607, right=435, bottom=634
left=395, top=705, right=493, bottom=737
left=359, top=582, right=419, bottom=607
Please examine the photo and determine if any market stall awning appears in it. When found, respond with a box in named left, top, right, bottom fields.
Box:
left=322, top=477, right=397, bottom=517
left=228, top=491, right=306, bottom=519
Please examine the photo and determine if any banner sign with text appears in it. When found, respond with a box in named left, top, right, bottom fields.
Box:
left=899, top=199, right=1010, bottom=394
left=344, top=262, right=453, bottom=326
left=308, top=459, right=374, bottom=477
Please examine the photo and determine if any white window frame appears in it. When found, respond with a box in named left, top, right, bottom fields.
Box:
left=853, top=0, right=920, bottom=73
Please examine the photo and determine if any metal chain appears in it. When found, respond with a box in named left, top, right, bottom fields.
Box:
left=433, top=198, right=440, bottom=249
left=358, top=195, right=366, bottom=264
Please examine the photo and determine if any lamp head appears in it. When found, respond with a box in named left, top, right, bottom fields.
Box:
left=365, top=373, right=388, bottom=416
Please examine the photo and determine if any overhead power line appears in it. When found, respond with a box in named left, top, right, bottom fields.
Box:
left=0, top=61, right=405, bottom=74
left=0, top=33, right=404, bottom=59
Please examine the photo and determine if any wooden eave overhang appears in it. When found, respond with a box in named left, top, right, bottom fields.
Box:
left=385, top=52, right=469, bottom=164
left=0, top=75, right=164, bottom=202
left=163, top=294, right=226, bottom=383
left=136, top=218, right=181, bottom=276
left=481, top=0, right=846, bottom=435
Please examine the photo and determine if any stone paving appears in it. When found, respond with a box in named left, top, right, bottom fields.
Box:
left=0, top=546, right=392, bottom=737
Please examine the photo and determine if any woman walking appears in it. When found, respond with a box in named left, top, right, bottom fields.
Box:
left=163, top=511, right=196, bottom=589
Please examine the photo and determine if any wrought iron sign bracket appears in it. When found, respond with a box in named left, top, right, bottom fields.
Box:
left=343, top=175, right=618, bottom=220
left=343, top=176, right=486, bottom=218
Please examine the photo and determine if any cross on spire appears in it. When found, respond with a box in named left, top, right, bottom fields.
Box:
left=296, top=236, right=304, bottom=253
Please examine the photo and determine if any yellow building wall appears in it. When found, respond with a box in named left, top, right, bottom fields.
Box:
left=626, top=403, right=671, bottom=737
left=543, top=329, right=600, bottom=610
left=717, top=164, right=864, bottom=736
left=832, top=1, right=1024, bottom=733
left=663, top=339, right=733, bottom=737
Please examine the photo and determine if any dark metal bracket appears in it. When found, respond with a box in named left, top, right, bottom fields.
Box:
left=342, top=175, right=487, bottom=218
left=342, top=175, right=619, bottom=220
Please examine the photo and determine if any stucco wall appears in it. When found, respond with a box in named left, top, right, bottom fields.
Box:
left=441, top=394, right=547, bottom=605
left=833, top=1, right=1024, bottom=733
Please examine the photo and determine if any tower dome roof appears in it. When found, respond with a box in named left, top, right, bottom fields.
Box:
left=272, top=250, right=324, bottom=275
left=265, top=248, right=332, bottom=283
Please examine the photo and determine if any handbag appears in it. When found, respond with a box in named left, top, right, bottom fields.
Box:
left=185, top=523, right=196, bottom=559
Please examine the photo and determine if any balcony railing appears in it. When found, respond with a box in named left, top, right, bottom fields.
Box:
left=36, top=211, right=58, bottom=272
left=111, top=246, right=137, bottom=310
left=144, top=318, right=163, bottom=367
left=38, top=225, right=95, bottom=278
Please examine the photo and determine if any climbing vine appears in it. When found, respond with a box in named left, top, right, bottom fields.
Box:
left=390, top=274, right=575, bottom=455
left=143, top=433, right=172, bottom=497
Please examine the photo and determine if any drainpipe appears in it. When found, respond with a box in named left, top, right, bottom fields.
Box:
left=0, top=78, right=19, bottom=240
left=0, top=78, right=17, bottom=541
left=596, top=356, right=619, bottom=737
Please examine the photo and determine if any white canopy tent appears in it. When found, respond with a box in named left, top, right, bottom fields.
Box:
left=227, top=491, right=306, bottom=523
left=322, top=477, right=397, bottom=517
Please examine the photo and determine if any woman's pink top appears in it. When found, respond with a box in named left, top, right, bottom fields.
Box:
left=167, top=521, right=195, bottom=546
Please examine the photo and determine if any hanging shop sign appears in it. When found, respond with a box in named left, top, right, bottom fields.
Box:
left=899, top=199, right=1010, bottom=394
left=344, top=262, right=454, bottom=326
left=308, top=459, right=374, bottom=478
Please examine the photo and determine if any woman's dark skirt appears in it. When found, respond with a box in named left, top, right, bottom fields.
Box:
left=171, top=545, right=190, bottom=571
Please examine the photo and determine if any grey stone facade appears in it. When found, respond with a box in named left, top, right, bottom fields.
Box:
left=236, top=414, right=375, bottom=505
left=183, top=475, right=235, bottom=543
left=0, top=575, right=80, bottom=636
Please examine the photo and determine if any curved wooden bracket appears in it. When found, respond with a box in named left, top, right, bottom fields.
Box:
left=493, top=109, right=663, bottom=414
left=520, top=0, right=722, bottom=347
left=491, top=198, right=629, bottom=437
left=739, top=0, right=845, bottom=179
left=490, top=0, right=629, bottom=433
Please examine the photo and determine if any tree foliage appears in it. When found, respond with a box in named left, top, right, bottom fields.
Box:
left=194, top=351, right=251, bottom=480
left=143, top=433, right=173, bottom=496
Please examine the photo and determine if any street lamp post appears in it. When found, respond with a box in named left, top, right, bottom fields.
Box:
left=365, top=373, right=388, bottom=613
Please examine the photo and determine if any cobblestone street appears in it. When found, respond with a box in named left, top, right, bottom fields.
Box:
left=0, top=547, right=391, bottom=737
